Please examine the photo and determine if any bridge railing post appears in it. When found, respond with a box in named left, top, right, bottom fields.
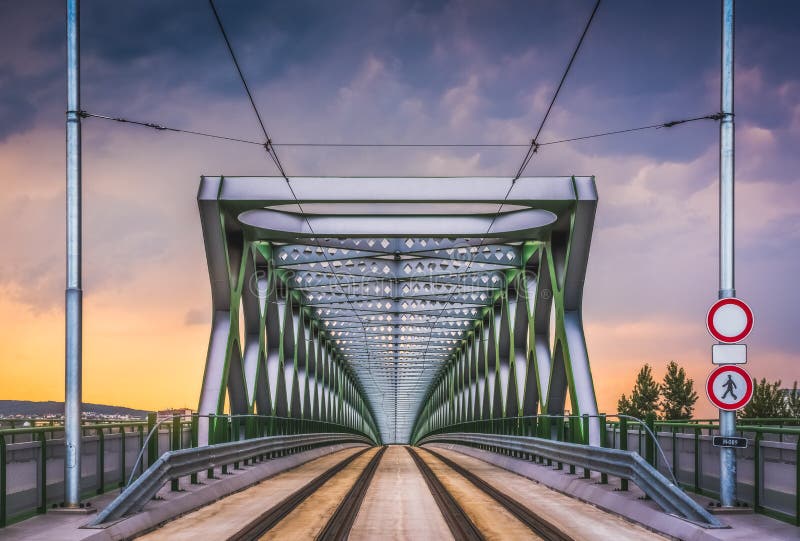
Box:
left=119, top=427, right=126, bottom=488
left=794, top=436, right=799, bottom=526
left=171, top=415, right=181, bottom=491
left=645, top=413, right=656, bottom=468
left=96, top=427, right=105, bottom=495
left=0, top=434, right=6, bottom=527
left=38, top=432, right=47, bottom=513
left=620, top=417, right=629, bottom=491
left=567, top=417, right=577, bottom=474
left=670, top=425, right=678, bottom=482
left=693, top=426, right=700, bottom=493
left=207, top=414, right=216, bottom=479
left=582, top=414, right=590, bottom=478
left=222, top=416, right=231, bottom=474
left=190, top=414, right=199, bottom=484
left=542, top=416, right=551, bottom=465
left=137, top=424, right=144, bottom=476
left=146, top=412, right=157, bottom=469
left=244, top=416, right=253, bottom=465
left=599, top=414, right=608, bottom=484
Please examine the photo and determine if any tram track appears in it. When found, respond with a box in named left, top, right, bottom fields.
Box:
left=406, top=446, right=486, bottom=541
left=227, top=446, right=387, bottom=540
left=227, top=447, right=372, bottom=541
left=419, top=446, right=574, bottom=541
left=135, top=443, right=665, bottom=540
left=138, top=444, right=651, bottom=540
left=316, top=445, right=387, bottom=540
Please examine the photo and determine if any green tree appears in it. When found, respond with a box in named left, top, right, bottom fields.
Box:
left=739, top=378, right=790, bottom=419
left=659, top=361, right=698, bottom=419
left=618, top=364, right=660, bottom=420
left=617, top=393, right=633, bottom=416
left=786, top=382, right=800, bottom=418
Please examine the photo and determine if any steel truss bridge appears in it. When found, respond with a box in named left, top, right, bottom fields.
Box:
left=6, top=175, right=795, bottom=538
left=197, top=175, right=599, bottom=445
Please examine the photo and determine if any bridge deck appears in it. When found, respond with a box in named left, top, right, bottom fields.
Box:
left=137, top=446, right=365, bottom=540
left=137, top=445, right=665, bottom=540
left=428, top=446, right=661, bottom=540
left=348, top=445, right=452, bottom=540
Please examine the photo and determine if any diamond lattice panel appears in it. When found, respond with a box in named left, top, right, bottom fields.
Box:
left=283, top=242, right=508, bottom=441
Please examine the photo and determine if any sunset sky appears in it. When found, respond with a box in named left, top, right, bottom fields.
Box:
left=1, top=0, right=798, bottom=418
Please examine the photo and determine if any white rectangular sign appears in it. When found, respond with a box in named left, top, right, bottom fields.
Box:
left=712, top=343, right=747, bottom=364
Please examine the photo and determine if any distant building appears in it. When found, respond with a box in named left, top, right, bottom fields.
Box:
left=157, top=408, right=194, bottom=421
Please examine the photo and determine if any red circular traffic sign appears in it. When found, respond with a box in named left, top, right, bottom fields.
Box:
left=706, top=365, right=753, bottom=411
left=706, top=298, right=753, bottom=343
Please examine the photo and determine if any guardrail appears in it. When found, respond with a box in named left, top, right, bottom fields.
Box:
left=418, top=431, right=723, bottom=527
left=90, top=432, right=373, bottom=525
left=414, top=415, right=800, bottom=526
left=0, top=414, right=376, bottom=528
left=608, top=420, right=799, bottom=526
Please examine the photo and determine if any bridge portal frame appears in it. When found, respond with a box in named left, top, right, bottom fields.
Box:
left=197, top=176, right=599, bottom=444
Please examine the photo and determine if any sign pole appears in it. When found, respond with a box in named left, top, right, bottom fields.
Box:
left=718, top=0, right=737, bottom=508
left=65, top=0, right=84, bottom=508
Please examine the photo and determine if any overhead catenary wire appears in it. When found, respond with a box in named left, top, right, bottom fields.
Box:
left=514, top=0, right=602, bottom=180
left=77, top=111, right=264, bottom=146
left=208, top=0, right=385, bottom=424
left=537, top=113, right=725, bottom=147
left=207, top=0, right=288, bottom=179
left=78, top=109, right=724, bottom=150
left=412, top=0, right=603, bottom=412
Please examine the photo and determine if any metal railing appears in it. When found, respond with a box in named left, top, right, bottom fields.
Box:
left=414, top=415, right=800, bottom=526
left=657, top=418, right=800, bottom=428
left=608, top=419, right=799, bottom=526
left=0, top=413, right=376, bottom=528
left=0, top=420, right=148, bottom=527
left=90, top=431, right=372, bottom=525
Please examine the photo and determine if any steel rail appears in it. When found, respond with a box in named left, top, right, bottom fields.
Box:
left=89, top=433, right=372, bottom=526
left=418, top=432, right=723, bottom=527
left=421, top=447, right=573, bottom=541
left=317, top=446, right=388, bottom=540
left=227, top=447, right=374, bottom=541
left=406, top=446, right=485, bottom=541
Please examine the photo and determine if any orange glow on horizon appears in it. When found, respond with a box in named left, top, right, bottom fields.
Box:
left=0, top=291, right=739, bottom=419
